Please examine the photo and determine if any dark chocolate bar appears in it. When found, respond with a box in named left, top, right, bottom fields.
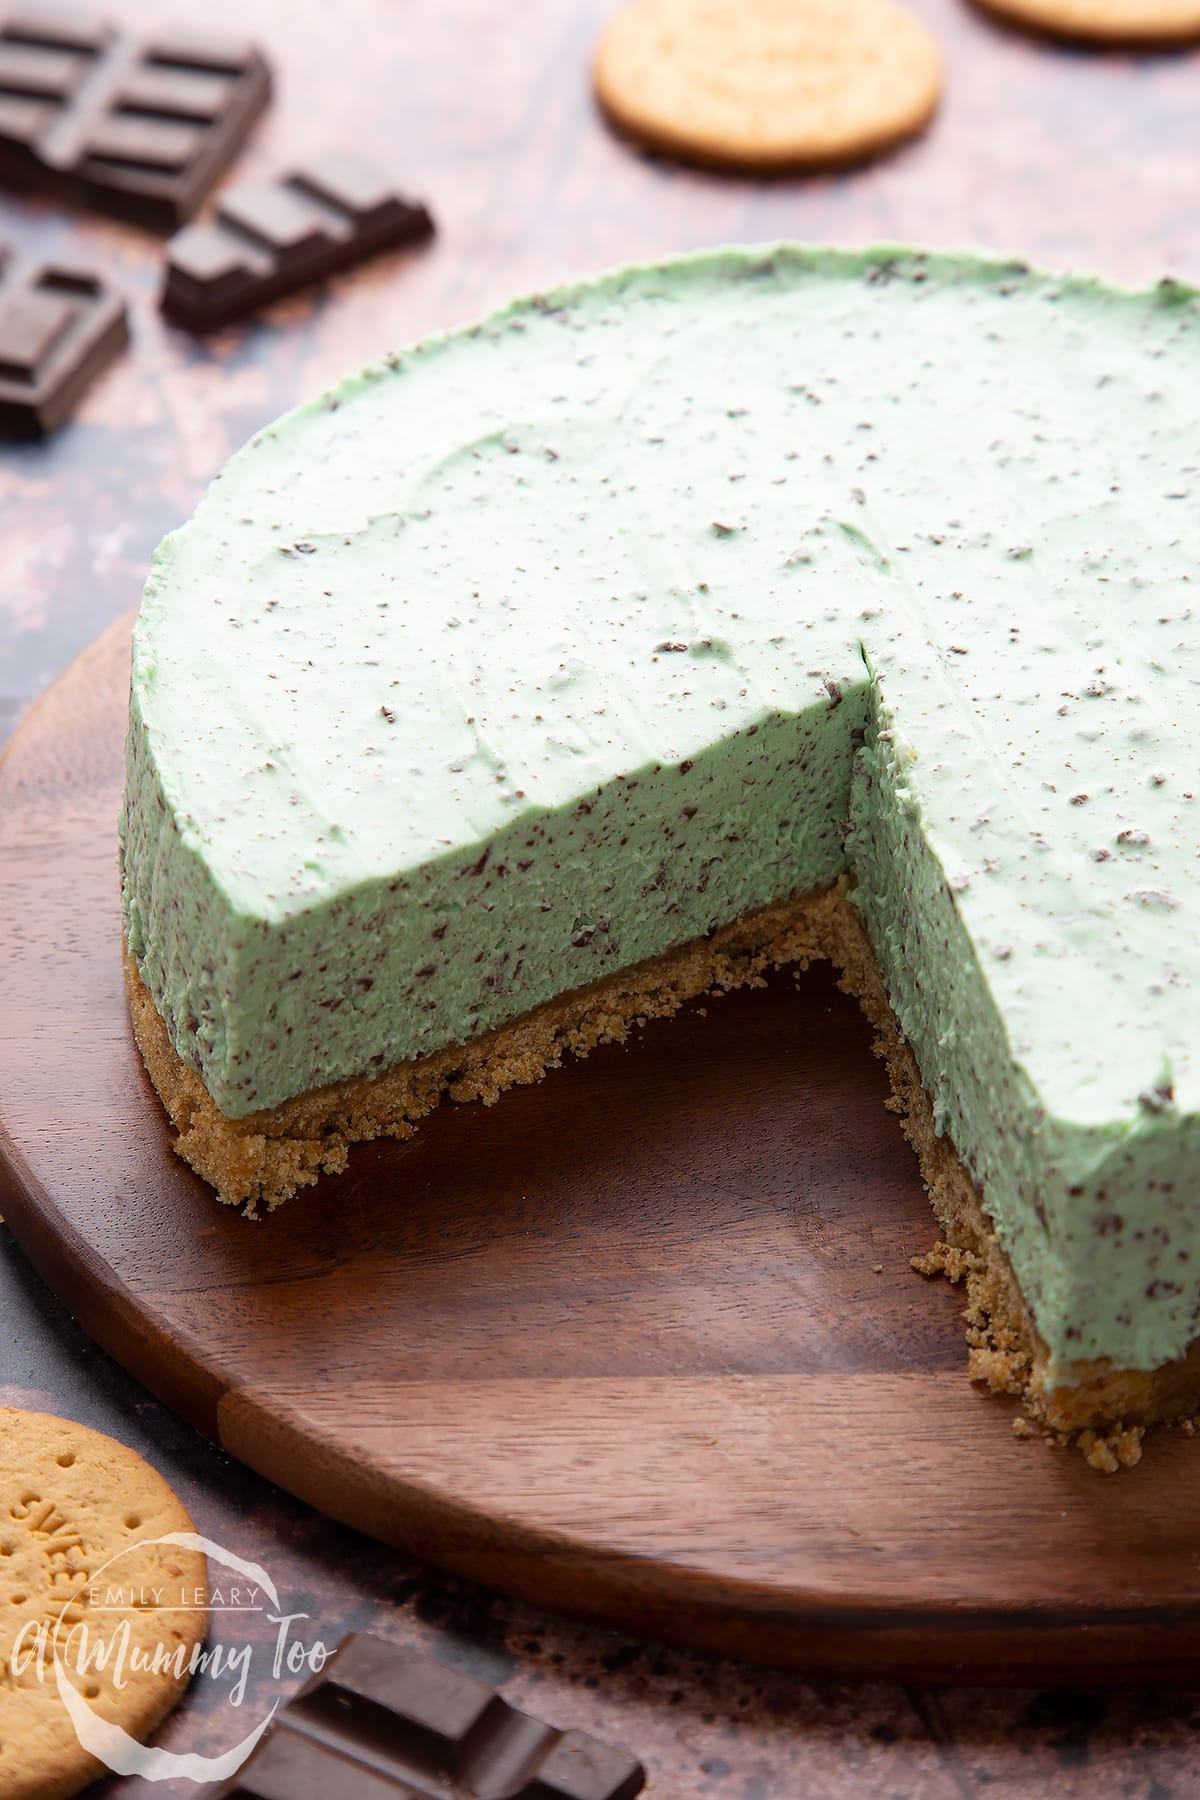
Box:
left=0, top=243, right=126, bottom=433
left=161, top=152, right=434, bottom=331
left=0, top=11, right=270, bottom=230
left=204, top=1632, right=645, bottom=1800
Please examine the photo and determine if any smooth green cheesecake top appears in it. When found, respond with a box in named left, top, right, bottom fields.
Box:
left=123, top=245, right=1200, bottom=1379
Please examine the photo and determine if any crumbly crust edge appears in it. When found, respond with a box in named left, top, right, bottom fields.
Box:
left=123, top=880, right=1200, bottom=1449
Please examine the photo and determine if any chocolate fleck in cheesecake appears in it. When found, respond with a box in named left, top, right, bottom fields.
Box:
left=121, top=246, right=1200, bottom=1444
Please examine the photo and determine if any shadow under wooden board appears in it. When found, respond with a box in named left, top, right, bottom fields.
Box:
left=3, top=612, right=1200, bottom=1685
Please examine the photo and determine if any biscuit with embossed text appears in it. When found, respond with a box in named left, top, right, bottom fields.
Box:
left=0, top=1410, right=207, bottom=1800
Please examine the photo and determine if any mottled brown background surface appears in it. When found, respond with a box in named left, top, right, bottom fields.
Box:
left=3, top=0, right=1200, bottom=1793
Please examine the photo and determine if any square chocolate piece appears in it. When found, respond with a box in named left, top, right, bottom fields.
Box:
left=0, top=248, right=126, bottom=433
left=162, top=152, right=434, bottom=331
left=0, top=11, right=271, bottom=229
left=204, top=1632, right=645, bottom=1800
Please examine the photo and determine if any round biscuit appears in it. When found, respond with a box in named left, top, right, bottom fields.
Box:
left=0, top=1410, right=207, bottom=1800
left=593, top=0, right=942, bottom=171
left=971, top=0, right=1200, bottom=42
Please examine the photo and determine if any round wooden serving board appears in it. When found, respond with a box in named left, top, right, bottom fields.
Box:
left=3, top=613, right=1200, bottom=1685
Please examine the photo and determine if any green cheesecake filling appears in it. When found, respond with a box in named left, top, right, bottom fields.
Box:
left=123, top=245, right=1200, bottom=1381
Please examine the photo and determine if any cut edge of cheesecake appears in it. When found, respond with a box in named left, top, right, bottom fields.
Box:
left=122, top=879, right=1200, bottom=1454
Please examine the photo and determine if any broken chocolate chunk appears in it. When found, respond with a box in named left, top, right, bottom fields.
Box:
left=0, top=244, right=126, bottom=433
left=0, top=12, right=271, bottom=229
left=203, top=1632, right=645, bottom=1800
left=161, top=152, right=434, bottom=331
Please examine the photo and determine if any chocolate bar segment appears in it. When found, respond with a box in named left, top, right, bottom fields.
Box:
left=0, top=11, right=270, bottom=229
left=204, top=1632, right=645, bottom=1800
left=0, top=246, right=126, bottom=432
left=162, top=153, right=434, bottom=331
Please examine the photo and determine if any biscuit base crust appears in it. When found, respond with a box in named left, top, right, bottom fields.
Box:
left=124, top=881, right=1200, bottom=1450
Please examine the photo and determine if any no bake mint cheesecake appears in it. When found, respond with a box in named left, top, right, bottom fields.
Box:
left=121, top=246, right=1200, bottom=1439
